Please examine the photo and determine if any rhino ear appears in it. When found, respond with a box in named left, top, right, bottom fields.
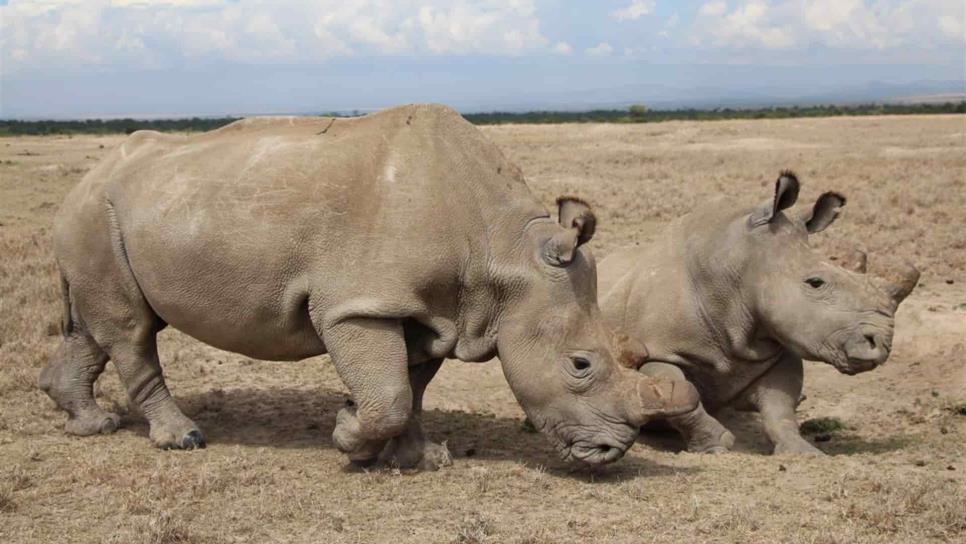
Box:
left=543, top=197, right=596, bottom=266
left=802, top=192, right=846, bottom=234
left=842, top=249, right=868, bottom=274
left=614, top=332, right=649, bottom=370
left=557, top=196, right=596, bottom=245
left=749, top=170, right=800, bottom=227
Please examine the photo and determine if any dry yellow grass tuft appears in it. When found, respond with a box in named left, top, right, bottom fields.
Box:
left=0, top=117, right=964, bottom=543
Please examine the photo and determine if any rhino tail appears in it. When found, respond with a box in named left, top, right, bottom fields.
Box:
left=59, top=274, right=73, bottom=337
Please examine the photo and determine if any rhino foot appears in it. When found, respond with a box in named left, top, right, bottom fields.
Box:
left=687, top=428, right=735, bottom=454
left=149, top=412, right=206, bottom=450
left=672, top=409, right=735, bottom=454
left=332, top=406, right=393, bottom=462
left=383, top=438, right=453, bottom=471
left=64, top=410, right=121, bottom=436
left=378, top=420, right=453, bottom=471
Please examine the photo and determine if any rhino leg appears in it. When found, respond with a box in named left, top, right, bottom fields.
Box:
left=737, top=352, right=823, bottom=455
left=39, top=327, right=120, bottom=436
left=110, top=338, right=205, bottom=450
left=640, top=362, right=735, bottom=453
left=322, top=317, right=414, bottom=466
left=56, top=207, right=203, bottom=450
left=380, top=359, right=453, bottom=470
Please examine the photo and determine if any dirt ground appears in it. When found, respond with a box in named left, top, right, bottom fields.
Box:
left=1, top=115, right=964, bottom=543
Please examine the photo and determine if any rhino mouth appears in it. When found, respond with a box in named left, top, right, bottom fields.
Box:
left=548, top=426, right=638, bottom=466
left=839, top=357, right=881, bottom=375
left=566, top=441, right=629, bottom=465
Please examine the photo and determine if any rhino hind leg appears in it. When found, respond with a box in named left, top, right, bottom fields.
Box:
left=639, top=362, right=735, bottom=453
left=39, top=324, right=120, bottom=436
left=737, top=352, right=823, bottom=455
left=380, top=359, right=453, bottom=471
left=54, top=201, right=203, bottom=451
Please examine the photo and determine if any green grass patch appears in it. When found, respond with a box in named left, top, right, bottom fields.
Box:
left=800, top=417, right=847, bottom=435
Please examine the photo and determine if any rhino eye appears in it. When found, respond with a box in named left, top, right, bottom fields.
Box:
left=572, top=356, right=592, bottom=372
left=805, top=277, right=826, bottom=289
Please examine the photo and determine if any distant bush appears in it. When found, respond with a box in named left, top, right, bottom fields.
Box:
left=0, top=117, right=241, bottom=137
left=629, top=103, right=648, bottom=119
left=1, top=102, right=963, bottom=136
left=464, top=101, right=966, bottom=125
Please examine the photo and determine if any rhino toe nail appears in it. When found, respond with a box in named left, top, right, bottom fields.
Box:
left=99, top=417, right=119, bottom=434
left=182, top=430, right=206, bottom=450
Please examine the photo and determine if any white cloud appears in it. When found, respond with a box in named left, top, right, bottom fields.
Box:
left=658, top=13, right=680, bottom=38
left=698, top=1, right=727, bottom=17
left=585, top=42, right=614, bottom=56
left=0, top=0, right=553, bottom=75
left=611, top=0, right=655, bottom=21
left=938, top=14, right=965, bottom=42
left=552, top=41, right=573, bottom=54
left=690, top=0, right=965, bottom=51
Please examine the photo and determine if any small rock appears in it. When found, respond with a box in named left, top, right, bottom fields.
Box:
left=778, top=464, right=787, bottom=472
left=940, top=426, right=949, bottom=434
left=946, top=279, right=955, bottom=285
left=914, top=460, right=926, bottom=467
left=947, top=465, right=955, bottom=471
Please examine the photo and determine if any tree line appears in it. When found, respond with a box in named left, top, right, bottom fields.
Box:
left=1, top=102, right=963, bottom=136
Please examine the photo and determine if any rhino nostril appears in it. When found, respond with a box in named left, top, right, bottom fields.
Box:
left=864, top=334, right=877, bottom=350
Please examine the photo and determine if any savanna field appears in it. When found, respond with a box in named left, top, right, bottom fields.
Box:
left=1, top=115, right=964, bottom=543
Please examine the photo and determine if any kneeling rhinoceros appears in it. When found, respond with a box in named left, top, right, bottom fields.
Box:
left=39, top=104, right=697, bottom=469
left=598, top=171, right=918, bottom=454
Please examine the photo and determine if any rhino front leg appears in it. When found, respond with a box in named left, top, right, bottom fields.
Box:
left=322, top=317, right=413, bottom=466
left=380, top=359, right=453, bottom=470
left=738, top=352, right=823, bottom=455
left=640, top=362, right=735, bottom=453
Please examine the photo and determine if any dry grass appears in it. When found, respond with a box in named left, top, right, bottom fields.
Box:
left=0, top=117, right=964, bottom=543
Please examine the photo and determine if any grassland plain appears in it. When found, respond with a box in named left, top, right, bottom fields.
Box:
left=0, top=115, right=964, bottom=543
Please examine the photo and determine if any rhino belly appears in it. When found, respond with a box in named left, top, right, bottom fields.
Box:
left=122, top=218, right=328, bottom=361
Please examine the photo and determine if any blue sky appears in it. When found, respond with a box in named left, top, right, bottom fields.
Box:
left=1, top=1, right=963, bottom=118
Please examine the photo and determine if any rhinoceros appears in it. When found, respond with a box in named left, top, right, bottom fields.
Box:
left=39, top=104, right=697, bottom=469
left=598, top=171, right=919, bottom=454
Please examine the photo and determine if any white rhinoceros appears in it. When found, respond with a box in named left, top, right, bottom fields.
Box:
left=598, top=171, right=919, bottom=455
left=39, top=104, right=697, bottom=469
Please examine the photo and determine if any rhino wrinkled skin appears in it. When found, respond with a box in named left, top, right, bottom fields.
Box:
left=39, top=104, right=697, bottom=469
left=599, top=172, right=919, bottom=455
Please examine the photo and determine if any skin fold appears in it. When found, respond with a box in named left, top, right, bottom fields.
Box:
left=598, top=172, right=919, bottom=455
left=38, top=104, right=697, bottom=470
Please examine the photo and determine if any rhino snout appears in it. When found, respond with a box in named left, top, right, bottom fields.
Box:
left=841, top=329, right=892, bottom=374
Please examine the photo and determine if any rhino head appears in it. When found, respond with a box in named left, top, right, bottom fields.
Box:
left=496, top=197, right=699, bottom=465
left=742, top=171, right=920, bottom=375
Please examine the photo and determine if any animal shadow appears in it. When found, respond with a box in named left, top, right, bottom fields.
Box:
left=131, top=386, right=698, bottom=479
left=638, top=408, right=910, bottom=456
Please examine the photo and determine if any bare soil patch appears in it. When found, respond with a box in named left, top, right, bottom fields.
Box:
left=1, top=116, right=964, bottom=543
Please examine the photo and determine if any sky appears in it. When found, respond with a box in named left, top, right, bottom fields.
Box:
left=0, top=0, right=964, bottom=118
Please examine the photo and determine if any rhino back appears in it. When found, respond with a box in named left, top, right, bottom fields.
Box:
left=599, top=198, right=778, bottom=403
left=57, top=104, right=544, bottom=360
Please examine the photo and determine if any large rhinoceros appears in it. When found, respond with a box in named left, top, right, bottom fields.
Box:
left=39, top=104, right=697, bottom=469
left=598, top=172, right=918, bottom=455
